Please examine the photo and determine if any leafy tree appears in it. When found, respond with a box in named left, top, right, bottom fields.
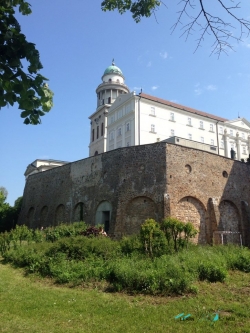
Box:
left=101, top=0, right=250, bottom=55
left=183, top=222, right=198, bottom=248
left=140, top=218, right=166, bottom=257
left=0, top=188, right=22, bottom=232
left=0, top=0, right=53, bottom=124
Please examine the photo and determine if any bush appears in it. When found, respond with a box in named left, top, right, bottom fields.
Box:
left=198, top=262, right=227, bottom=282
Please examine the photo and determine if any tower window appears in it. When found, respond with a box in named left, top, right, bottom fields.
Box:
left=97, top=126, right=99, bottom=139
left=92, top=129, right=95, bottom=142
left=101, top=122, right=104, bottom=136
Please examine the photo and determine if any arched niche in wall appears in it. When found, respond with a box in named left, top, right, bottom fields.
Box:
left=27, top=207, right=35, bottom=228
left=55, top=204, right=65, bottom=226
left=218, top=200, right=241, bottom=245
left=73, top=202, right=86, bottom=222
left=40, top=206, right=48, bottom=228
left=125, top=196, right=158, bottom=235
left=95, top=201, right=112, bottom=233
left=174, top=196, right=206, bottom=244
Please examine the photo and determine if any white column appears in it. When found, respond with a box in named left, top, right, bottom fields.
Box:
left=223, top=129, right=229, bottom=158
left=236, top=132, right=241, bottom=161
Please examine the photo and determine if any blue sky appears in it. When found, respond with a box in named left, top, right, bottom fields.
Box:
left=1, top=1, right=250, bottom=205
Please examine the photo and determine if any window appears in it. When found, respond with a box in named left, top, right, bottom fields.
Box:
left=209, top=124, right=214, bottom=132
left=187, top=117, right=192, bottom=126
left=188, top=133, right=192, bottom=140
left=201, top=136, right=204, bottom=143
left=97, top=126, right=99, bottom=139
left=170, top=129, right=175, bottom=137
left=101, top=123, right=104, bottom=136
left=92, top=129, right=95, bottom=142
left=220, top=140, right=224, bottom=149
left=170, top=112, right=175, bottom=121
left=126, top=122, right=130, bottom=132
left=150, top=107, right=155, bottom=116
left=199, top=121, right=204, bottom=129
left=151, top=124, right=155, bottom=133
left=117, top=127, right=122, bottom=136
left=242, top=132, right=245, bottom=139
left=211, top=139, right=215, bottom=146
left=230, top=129, right=233, bottom=136
left=111, top=116, right=114, bottom=124
left=109, top=131, right=114, bottom=141
left=243, top=146, right=247, bottom=154
left=118, top=109, right=122, bottom=119
left=219, top=126, right=223, bottom=134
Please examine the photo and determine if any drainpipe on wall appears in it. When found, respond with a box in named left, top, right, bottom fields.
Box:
left=216, top=121, right=220, bottom=155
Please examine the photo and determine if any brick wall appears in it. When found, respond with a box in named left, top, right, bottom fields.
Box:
left=18, top=142, right=250, bottom=245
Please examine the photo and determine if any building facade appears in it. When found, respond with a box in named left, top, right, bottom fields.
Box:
left=89, top=62, right=250, bottom=160
left=88, top=60, right=130, bottom=157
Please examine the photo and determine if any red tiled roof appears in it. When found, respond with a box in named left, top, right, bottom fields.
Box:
left=139, top=93, right=228, bottom=122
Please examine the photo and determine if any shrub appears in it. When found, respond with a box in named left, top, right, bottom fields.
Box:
left=198, top=262, right=227, bottom=282
left=140, top=219, right=167, bottom=257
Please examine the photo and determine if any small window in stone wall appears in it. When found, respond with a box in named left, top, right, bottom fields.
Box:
left=222, top=171, right=228, bottom=178
left=185, top=164, right=192, bottom=173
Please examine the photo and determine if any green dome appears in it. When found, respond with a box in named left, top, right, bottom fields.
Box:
left=103, top=60, right=123, bottom=77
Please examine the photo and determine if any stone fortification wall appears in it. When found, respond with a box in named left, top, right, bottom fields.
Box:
left=19, top=142, right=250, bottom=245
left=19, top=143, right=167, bottom=238
left=166, top=144, right=250, bottom=246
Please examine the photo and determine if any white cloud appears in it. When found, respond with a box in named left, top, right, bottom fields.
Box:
left=206, top=85, right=217, bottom=91
left=151, top=86, right=159, bottom=90
left=194, top=83, right=202, bottom=96
left=160, top=51, right=168, bottom=59
left=147, top=61, right=152, bottom=67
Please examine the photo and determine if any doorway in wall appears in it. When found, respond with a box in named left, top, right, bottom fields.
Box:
left=95, top=201, right=112, bottom=234
left=102, top=211, right=110, bottom=233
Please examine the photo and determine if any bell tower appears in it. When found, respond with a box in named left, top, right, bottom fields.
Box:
left=88, top=60, right=130, bottom=156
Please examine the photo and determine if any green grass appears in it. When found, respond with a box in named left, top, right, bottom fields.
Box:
left=1, top=262, right=250, bottom=332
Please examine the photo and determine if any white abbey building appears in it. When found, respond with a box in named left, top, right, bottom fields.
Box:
left=89, top=61, right=250, bottom=160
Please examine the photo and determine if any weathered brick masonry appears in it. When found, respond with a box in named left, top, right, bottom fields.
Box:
left=19, top=142, right=250, bottom=245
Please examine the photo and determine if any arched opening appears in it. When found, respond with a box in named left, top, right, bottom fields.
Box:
left=27, top=207, right=35, bottom=228
left=40, top=206, right=48, bottom=228
left=125, top=196, right=158, bottom=235
left=95, top=201, right=112, bottom=233
left=217, top=200, right=241, bottom=245
left=174, top=196, right=206, bottom=244
left=73, top=202, right=86, bottom=222
left=55, top=204, right=65, bottom=225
